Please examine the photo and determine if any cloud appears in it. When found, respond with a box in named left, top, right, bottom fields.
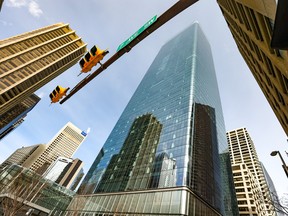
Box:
left=28, top=1, right=43, bottom=17
left=6, top=0, right=43, bottom=17
left=0, top=20, right=13, bottom=26
left=6, top=0, right=27, bottom=7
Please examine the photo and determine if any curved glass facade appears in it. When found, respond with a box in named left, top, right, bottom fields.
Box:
left=79, top=22, right=237, bottom=215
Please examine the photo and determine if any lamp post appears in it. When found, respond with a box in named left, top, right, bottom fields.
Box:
left=270, top=150, right=288, bottom=178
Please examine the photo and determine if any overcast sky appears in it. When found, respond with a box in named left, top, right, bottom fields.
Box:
left=0, top=0, right=287, bottom=198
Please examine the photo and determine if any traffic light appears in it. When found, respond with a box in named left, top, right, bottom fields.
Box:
left=79, top=45, right=109, bottom=73
left=49, top=86, right=70, bottom=103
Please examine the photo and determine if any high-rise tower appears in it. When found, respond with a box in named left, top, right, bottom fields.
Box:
left=0, top=93, right=40, bottom=140
left=227, top=127, right=277, bottom=216
left=29, top=122, right=87, bottom=174
left=43, top=157, right=84, bottom=189
left=73, top=22, right=237, bottom=216
left=0, top=23, right=87, bottom=115
left=0, top=122, right=87, bottom=176
left=217, top=0, right=288, bottom=136
left=0, top=144, right=46, bottom=170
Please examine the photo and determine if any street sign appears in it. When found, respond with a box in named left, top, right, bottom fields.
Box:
left=117, top=15, right=157, bottom=52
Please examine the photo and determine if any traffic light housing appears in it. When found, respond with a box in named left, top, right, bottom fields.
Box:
left=79, top=45, right=109, bottom=73
left=49, top=86, right=70, bottom=103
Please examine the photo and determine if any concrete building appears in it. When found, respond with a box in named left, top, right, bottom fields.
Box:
left=0, top=122, right=87, bottom=176
left=43, top=157, right=84, bottom=189
left=67, top=22, right=238, bottom=216
left=29, top=122, right=87, bottom=174
left=0, top=144, right=46, bottom=170
left=0, top=93, right=40, bottom=140
left=227, top=127, right=277, bottom=215
left=0, top=23, right=87, bottom=115
left=217, top=0, right=288, bottom=136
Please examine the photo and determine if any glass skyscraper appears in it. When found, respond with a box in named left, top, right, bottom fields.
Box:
left=70, top=22, right=237, bottom=215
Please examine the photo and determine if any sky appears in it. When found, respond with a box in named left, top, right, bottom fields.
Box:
left=0, top=0, right=287, bottom=199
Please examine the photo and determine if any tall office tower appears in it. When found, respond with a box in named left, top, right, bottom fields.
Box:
left=70, top=167, right=84, bottom=191
left=0, top=144, right=46, bottom=170
left=30, top=122, right=87, bottom=174
left=0, top=23, right=87, bottom=115
left=261, top=162, right=283, bottom=216
left=227, top=127, right=277, bottom=216
left=76, top=22, right=237, bottom=216
left=43, top=157, right=84, bottom=189
left=43, top=157, right=74, bottom=182
left=0, top=93, right=40, bottom=140
left=217, top=0, right=288, bottom=136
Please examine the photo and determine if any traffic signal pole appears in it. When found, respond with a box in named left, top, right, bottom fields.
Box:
left=60, top=0, right=199, bottom=104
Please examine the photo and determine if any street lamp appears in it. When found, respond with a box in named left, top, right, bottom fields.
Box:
left=270, top=151, right=288, bottom=178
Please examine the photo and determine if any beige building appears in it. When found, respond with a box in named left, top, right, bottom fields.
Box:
left=227, top=128, right=277, bottom=216
left=0, top=122, right=87, bottom=175
left=0, top=23, right=87, bottom=115
left=0, top=144, right=46, bottom=170
left=232, top=163, right=266, bottom=215
left=217, top=0, right=288, bottom=136
left=30, top=122, right=87, bottom=174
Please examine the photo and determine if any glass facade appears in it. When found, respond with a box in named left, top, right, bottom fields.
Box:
left=0, top=164, right=75, bottom=215
left=78, top=22, right=236, bottom=215
left=0, top=93, right=40, bottom=140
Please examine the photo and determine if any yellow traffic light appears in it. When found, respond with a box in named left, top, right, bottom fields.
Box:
left=49, top=86, right=70, bottom=103
left=79, top=45, right=109, bottom=73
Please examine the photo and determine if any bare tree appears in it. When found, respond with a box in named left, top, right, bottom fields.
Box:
left=268, top=192, right=288, bottom=215
left=0, top=169, right=46, bottom=216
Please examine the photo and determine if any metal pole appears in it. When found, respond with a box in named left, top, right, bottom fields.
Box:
left=277, top=151, right=288, bottom=178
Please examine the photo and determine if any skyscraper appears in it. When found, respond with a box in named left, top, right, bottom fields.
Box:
left=217, top=0, right=288, bottom=136
left=29, top=122, right=87, bottom=174
left=73, top=22, right=237, bottom=216
left=261, top=162, right=284, bottom=216
left=0, top=93, right=40, bottom=140
left=0, top=23, right=87, bottom=115
left=0, top=144, right=46, bottom=171
left=43, top=157, right=84, bottom=189
left=227, top=127, right=277, bottom=216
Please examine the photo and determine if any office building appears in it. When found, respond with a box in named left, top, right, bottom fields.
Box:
left=0, top=93, right=40, bottom=140
left=69, top=22, right=237, bottom=216
left=29, top=122, right=87, bottom=174
left=0, top=23, right=87, bottom=115
left=43, top=157, right=84, bottom=189
left=227, top=127, right=277, bottom=215
left=217, top=0, right=288, bottom=136
left=43, top=157, right=73, bottom=182
left=261, top=162, right=283, bottom=216
left=0, top=144, right=46, bottom=170
left=70, top=167, right=84, bottom=191
left=0, top=122, right=86, bottom=175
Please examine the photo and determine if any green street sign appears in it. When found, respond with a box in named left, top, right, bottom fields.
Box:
left=117, top=15, right=157, bottom=52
